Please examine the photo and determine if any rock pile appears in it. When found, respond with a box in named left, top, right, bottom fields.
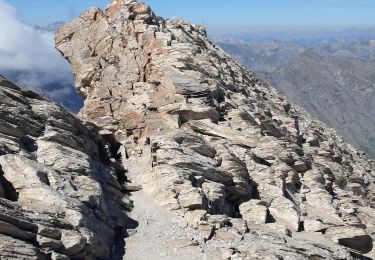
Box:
left=0, top=75, right=130, bottom=259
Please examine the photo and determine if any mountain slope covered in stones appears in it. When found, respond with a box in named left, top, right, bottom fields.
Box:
left=1, top=0, right=375, bottom=259
left=219, top=40, right=375, bottom=158
left=53, top=0, right=375, bottom=259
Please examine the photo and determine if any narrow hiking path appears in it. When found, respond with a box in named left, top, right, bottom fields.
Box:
left=123, top=191, right=220, bottom=260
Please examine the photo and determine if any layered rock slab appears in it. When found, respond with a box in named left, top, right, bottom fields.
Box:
left=56, top=0, right=375, bottom=259
left=0, top=75, right=130, bottom=259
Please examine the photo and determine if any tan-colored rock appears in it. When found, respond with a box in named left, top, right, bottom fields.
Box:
left=197, top=223, right=215, bottom=240
left=61, top=230, right=87, bottom=256
left=239, top=200, right=268, bottom=225
left=185, top=210, right=207, bottom=227
left=0, top=0, right=374, bottom=257
left=37, top=235, right=63, bottom=251
left=269, top=197, right=300, bottom=231
left=215, top=229, right=243, bottom=242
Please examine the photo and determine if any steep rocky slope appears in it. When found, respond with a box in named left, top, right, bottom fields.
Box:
left=267, top=50, right=375, bottom=158
left=218, top=41, right=375, bottom=158
left=0, top=75, right=130, bottom=259
left=53, top=1, right=375, bottom=259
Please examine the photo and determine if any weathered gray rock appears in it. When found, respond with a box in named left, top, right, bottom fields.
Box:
left=0, top=75, right=129, bottom=259
left=0, top=234, right=46, bottom=260
left=269, top=196, right=300, bottom=231
left=239, top=200, right=268, bottom=225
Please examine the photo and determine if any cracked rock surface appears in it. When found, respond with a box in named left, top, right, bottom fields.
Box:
left=0, top=75, right=130, bottom=259
left=54, top=0, right=375, bottom=259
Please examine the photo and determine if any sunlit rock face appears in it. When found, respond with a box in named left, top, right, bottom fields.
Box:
left=20, top=0, right=373, bottom=258
left=0, top=75, right=129, bottom=259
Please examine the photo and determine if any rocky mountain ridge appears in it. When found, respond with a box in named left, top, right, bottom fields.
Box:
left=0, top=0, right=374, bottom=259
left=54, top=0, right=375, bottom=258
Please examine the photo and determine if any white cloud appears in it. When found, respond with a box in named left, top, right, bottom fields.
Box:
left=0, top=0, right=76, bottom=99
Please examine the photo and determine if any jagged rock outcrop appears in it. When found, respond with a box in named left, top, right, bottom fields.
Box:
left=52, top=0, right=374, bottom=259
left=0, top=75, right=130, bottom=259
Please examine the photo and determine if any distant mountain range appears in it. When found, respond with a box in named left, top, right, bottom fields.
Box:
left=34, top=21, right=65, bottom=32
left=216, top=28, right=375, bottom=158
left=2, top=69, right=83, bottom=113
left=210, top=27, right=375, bottom=46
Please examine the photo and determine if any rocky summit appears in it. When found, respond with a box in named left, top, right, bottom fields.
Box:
left=0, top=0, right=374, bottom=259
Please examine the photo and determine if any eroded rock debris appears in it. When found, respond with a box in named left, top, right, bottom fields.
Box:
left=0, top=0, right=374, bottom=259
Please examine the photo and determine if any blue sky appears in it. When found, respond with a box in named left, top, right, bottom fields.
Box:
left=6, top=0, right=375, bottom=33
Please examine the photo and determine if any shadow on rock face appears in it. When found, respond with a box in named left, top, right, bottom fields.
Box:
left=110, top=218, right=139, bottom=260
left=0, top=165, right=19, bottom=201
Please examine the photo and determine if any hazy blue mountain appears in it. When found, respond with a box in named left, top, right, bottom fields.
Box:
left=34, top=21, right=65, bottom=32
left=268, top=50, right=375, bottom=158
left=219, top=40, right=305, bottom=73
left=211, top=27, right=375, bottom=46
left=315, top=40, right=375, bottom=60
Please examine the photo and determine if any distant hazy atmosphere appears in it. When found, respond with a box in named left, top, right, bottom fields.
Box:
left=5, top=0, right=375, bottom=32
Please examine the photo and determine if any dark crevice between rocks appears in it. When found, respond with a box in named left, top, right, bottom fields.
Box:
left=148, top=107, right=158, bottom=112
left=99, top=134, right=120, bottom=164
left=294, top=181, right=302, bottom=191
left=233, top=203, right=241, bottom=218
left=338, top=236, right=373, bottom=255
left=37, top=171, right=50, bottom=186
left=20, top=136, right=38, bottom=154
left=298, top=221, right=305, bottom=232
left=110, top=227, right=127, bottom=260
left=0, top=165, right=19, bottom=201
left=251, top=183, right=261, bottom=200
left=252, top=154, right=272, bottom=167
left=101, top=133, right=128, bottom=184
left=284, top=188, right=299, bottom=207
left=97, top=133, right=135, bottom=260
left=266, top=210, right=276, bottom=224
left=98, top=143, right=112, bottom=166
left=114, top=162, right=128, bottom=185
